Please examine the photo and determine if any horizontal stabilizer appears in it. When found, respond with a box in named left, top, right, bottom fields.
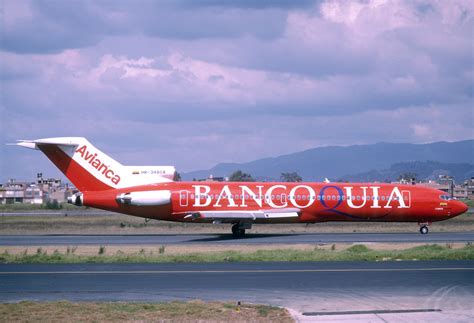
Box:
left=15, top=138, right=83, bottom=150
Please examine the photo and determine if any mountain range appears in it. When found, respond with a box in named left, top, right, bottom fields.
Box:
left=341, top=161, right=474, bottom=183
left=182, top=140, right=474, bottom=182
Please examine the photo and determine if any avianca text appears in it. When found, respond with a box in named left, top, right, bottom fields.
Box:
left=75, top=145, right=121, bottom=185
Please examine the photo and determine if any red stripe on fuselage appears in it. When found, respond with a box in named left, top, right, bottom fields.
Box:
left=38, top=144, right=112, bottom=191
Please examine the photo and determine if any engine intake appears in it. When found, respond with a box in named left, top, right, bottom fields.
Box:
left=67, top=192, right=83, bottom=206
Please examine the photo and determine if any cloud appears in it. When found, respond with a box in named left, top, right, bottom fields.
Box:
left=1, top=0, right=296, bottom=54
left=0, top=0, right=472, bottom=182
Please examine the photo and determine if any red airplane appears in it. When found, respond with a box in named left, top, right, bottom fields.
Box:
left=17, top=137, right=468, bottom=237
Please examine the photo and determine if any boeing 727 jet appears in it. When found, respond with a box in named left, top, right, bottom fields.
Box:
left=17, top=137, right=468, bottom=237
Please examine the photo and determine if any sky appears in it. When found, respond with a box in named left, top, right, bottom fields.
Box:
left=0, top=0, right=473, bottom=182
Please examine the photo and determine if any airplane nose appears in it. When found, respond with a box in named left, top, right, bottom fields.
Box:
left=453, top=201, right=469, bottom=216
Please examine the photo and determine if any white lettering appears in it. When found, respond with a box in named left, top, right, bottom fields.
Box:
left=344, top=186, right=368, bottom=209
left=214, top=185, right=237, bottom=207
left=289, top=185, right=315, bottom=208
left=239, top=185, right=263, bottom=207
left=370, top=186, right=381, bottom=208
left=265, top=185, right=288, bottom=208
left=384, top=187, right=408, bottom=208
left=193, top=185, right=212, bottom=207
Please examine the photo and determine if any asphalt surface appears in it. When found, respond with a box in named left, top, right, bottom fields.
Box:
left=1, top=261, right=473, bottom=320
left=0, top=232, right=473, bottom=246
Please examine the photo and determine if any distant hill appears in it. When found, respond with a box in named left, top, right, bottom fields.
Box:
left=182, top=140, right=474, bottom=181
left=340, top=161, right=474, bottom=183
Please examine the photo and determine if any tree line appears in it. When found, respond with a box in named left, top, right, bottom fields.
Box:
left=174, top=170, right=304, bottom=182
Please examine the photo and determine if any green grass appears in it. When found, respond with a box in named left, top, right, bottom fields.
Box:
left=0, top=300, right=292, bottom=322
left=2, top=244, right=473, bottom=264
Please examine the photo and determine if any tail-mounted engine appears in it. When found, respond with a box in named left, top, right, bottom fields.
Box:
left=116, top=190, right=171, bottom=206
left=67, top=192, right=83, bottom=206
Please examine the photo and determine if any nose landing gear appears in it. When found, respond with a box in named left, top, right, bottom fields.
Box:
left=418, top=222, right=431, bottom=234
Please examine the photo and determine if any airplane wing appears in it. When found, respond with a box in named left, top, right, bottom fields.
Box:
left=180, top=208, right=300, bottom=221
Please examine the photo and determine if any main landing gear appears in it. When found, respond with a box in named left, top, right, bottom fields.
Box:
left=419, top=222, right=430, bottom=234
left=232, top=224, right=245, bottom=238
left=231, top=222, right=252, bottom=238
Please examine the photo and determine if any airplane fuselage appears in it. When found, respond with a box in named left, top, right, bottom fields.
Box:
left=82, top=181, right=467, bottom=224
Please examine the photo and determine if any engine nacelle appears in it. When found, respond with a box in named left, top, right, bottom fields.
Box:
left=67, top=192, right=83, bottom=206
left=116, top=190, right=171, bottom=206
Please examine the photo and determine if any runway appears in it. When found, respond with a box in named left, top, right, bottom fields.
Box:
left=1, top=261, right=473, bottom=320
left=0, top=232, right=473, bottom=246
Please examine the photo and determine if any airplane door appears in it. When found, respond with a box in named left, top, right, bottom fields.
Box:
left=401, top=190, right=411, bottom=208
left=179, top=190, right=188, bottom=207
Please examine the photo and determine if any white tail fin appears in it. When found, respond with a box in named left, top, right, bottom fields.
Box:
left=17, top=137, right=175, bottom=191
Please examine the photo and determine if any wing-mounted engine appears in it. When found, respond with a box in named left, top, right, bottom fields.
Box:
left=116, top=190, right=171, bottom=206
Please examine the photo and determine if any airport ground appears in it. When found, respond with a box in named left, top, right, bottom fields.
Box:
left=1, top=209, right=473, bottom=235
left=1, top=208, right=473, bottom=322
left=1, top=261, right=473, bottom=322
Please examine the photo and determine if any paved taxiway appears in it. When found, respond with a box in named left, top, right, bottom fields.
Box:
left=1, top=261, right=473, bottom=321
left=0, top=232, right=473, bottom=246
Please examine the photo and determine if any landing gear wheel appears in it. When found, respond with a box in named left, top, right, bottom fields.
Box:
left=232, top=224, right=246, bottom=238
left=420, top=225, right=429, bottom=234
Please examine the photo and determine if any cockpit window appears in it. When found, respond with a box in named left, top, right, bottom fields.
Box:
left=439, top=195, right=452, bottom=201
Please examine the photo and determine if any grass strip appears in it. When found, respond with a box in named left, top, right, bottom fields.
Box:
left=0, top=300, right=292, bottom=322
left=1, top=244, right=474, bottom=264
